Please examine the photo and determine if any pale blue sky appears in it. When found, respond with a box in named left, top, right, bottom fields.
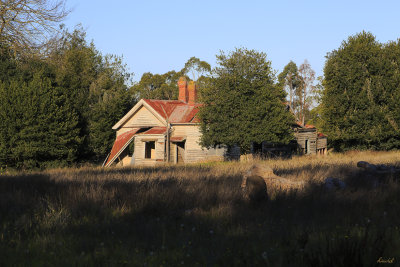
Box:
left=64, top=0, right=400, bottom=83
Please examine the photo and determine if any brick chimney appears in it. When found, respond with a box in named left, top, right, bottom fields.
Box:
left=178, top=77, right=188, bottom=103
left=187, top=81, right=198, bottom=105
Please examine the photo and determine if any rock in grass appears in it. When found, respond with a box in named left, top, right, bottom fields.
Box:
left=357, top=161, right=377, bottom=171
left=324, top=177, right=346, bottom=190
left=241, top=164, right=305, bottom=200
left=243, top=175, right=269, bottom=203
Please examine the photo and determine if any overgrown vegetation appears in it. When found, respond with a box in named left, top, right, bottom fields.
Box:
left=0, top=27, right=133, bottom=169
left=199, top=48, right=295, bottom=153
left=322, top=31, right=400, bottom=151
left=1, top=151, right=399, bottom=266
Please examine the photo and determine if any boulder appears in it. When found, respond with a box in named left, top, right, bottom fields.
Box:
left=243, top=175, right=269, bottom=203
left=324, top=177, right=346, bottom=190
left=357, top=161, right=377, bottom=171
left=242, top=164, right=304, bottom=200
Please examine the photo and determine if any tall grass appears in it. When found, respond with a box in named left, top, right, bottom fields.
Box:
left=1, top=151, right=400, bottom=266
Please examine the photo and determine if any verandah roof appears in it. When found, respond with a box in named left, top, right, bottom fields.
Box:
left=104, top=128, right=140, bottom=167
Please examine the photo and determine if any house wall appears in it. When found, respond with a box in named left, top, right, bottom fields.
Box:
left=117, top=106, right=164, bottom=136
left=134, top=135, right=165, bottom=166
left=317, top=137, right=327, bottom=150
left=294, top=130, right=317, bottom=154
left=171, top=125, right=225, bottom=163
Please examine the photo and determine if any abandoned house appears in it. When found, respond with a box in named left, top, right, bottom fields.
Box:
left=104, top=77, right=327, bottom=167
left=104, top=77, right=229, bottom=167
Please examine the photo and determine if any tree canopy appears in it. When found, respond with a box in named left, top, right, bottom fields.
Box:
left=322, top=31, right=400, bottom=151
left=0, top=26, right=133, bottom=169
left=199, top=48, right=294, bottom=154
left=0, top=0, right=69, bottom=54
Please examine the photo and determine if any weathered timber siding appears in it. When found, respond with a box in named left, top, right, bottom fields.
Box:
left=294, top=130, right=317, bottom=154
left=172, top=125, right=226, bottom=163
left=172, top=125, right=206, bottom=163
left=317, top=137, right=327, bottom=150
left=134, top=135, right=165, bottom=166
left=120, top=106, right=164, bottom=130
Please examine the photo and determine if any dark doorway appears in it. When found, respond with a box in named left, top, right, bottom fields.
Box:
left=176, top=142, right=185, bottom=163
left=145, top=141, right=155, bottom=159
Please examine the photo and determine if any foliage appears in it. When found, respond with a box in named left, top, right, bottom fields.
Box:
left=278, top=61, right=300, bottom=113
left=181, top=56, right=211, bottom=82
left=297, top=60, right=316, bottom=125
left=322, top=31, right=400, bottom=151
left=306, top=76, right=324, bottom=129
left=131, top=57, right=211, bottom=101
left=199, top=48, right=294, bottom=153
left=0, top=60, right=81, bottom=169
left=0, top=26, right=133, bottom=168
left=130, top=71, right=182, bottom=101
left=47, top=26, right=134, bottom=162
left=278, top=60, right=317, bottom=125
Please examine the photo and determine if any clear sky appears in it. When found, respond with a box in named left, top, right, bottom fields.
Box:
left=64, top=0, right=400, bottom=83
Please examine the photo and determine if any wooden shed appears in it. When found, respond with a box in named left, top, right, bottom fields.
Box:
left=293, top=123, right=327, bottom=155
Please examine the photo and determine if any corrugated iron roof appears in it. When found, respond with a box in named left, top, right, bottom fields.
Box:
left=143, top=99, right=201, bottom=123
left=139, top=127, right=167, bottom=135
left=105, top=128, right=140, bottom=167
left=304, top=124, right=316, bottom=129
left=170, top=136, right=186, bottom=142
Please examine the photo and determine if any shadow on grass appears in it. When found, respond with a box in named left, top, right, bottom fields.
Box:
left=0, top=165, right=399, bottom=266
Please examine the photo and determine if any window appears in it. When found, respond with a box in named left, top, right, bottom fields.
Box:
left=145, top=141, right=155, bottom=159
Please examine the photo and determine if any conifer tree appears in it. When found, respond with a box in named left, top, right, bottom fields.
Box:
left=322, top=32, right=400, bottom=151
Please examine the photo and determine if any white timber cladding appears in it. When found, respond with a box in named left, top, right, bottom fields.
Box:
left=133, top=135, right=165, bottom=166
left=118, top=106, right=164, bottom=134
left=171, top=125, right=208, bottom=163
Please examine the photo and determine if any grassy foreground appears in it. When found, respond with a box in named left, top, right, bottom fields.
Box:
left=1, top=151, right=400, bottom=266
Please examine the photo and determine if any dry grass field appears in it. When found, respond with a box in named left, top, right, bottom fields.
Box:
left=1, top=151, right=400, bottom=266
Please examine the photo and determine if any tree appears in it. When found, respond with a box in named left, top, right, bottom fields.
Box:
left=130, top=71, right=182, bottom=101
left=181, top=56, right=211, bottom=82
left=297, top=60, right=315, bottom=126
left=131, top=57, right=211, bottom=102
left=0, top=61, right=81, bottom=169
left=278, top=61, right=300, bottom=118
left=199, top=48, right=294, bottom=154
left=322, top=31, right=400, bottom=151
left=0, top=0, right=69, bottom=54
left=306, top=76, right=324, bottom=129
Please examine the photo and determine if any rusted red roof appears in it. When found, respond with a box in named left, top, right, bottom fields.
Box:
left=143, top=99, right=201, bottom=123
left=139, top=127, right=167, bottom=135
left=170, top=136, right=186, bottom=142
left=304, top=124, right=316, bottom=129
left=318, top=132, right=327, bottom=138
left=105, top=128, right=140, bottom=167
